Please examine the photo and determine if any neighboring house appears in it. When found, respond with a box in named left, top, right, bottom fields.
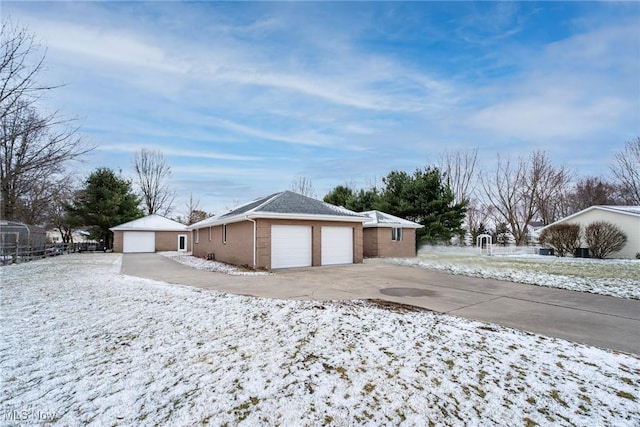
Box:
left=188, top=191, right=367, bottom=270
left=47, top=229, right=94, bottom=244
left=360, top=210, right=423, bottom=258
left=111, top=214, right=190, bottom=253
left=541, top=206, right=640, bottom=259
left=526, top=221, right=546, bottom=245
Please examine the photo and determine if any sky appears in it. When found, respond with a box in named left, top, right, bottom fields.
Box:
left=3, top=1, right=639, bottom=216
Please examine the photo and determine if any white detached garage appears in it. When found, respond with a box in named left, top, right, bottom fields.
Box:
left=111, top=214, right=190, bottom=253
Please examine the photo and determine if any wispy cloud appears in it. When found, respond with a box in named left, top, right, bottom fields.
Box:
left=4, top=1, right=638, bottom=213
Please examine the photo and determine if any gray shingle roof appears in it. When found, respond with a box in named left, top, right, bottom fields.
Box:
left=259, top=191, right=364, bottom=217
left=190, top=191, right=366, bottom=229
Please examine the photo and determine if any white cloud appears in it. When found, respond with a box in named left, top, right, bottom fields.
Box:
left=96, top=144, right=261, bottom=161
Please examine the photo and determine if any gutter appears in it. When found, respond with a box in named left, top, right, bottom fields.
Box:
left=245, top=216, right=257, bottom=268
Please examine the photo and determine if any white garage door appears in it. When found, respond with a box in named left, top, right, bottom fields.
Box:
left=271, top=225, right=312, bottom=269
left=321, top=226, right=353, bottom=265
left=123, top=231, right=156, bottom=253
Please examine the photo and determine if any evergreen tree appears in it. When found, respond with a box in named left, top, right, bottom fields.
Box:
left=323, top=185, right=355, bottom=207
left=379, top=167, right=467, bottom=245
left=66, top=168, right=143, bottom=249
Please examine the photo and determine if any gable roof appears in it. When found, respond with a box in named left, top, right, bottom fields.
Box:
left=189, top=191, right=367, bottom=229
left=541, top=205, right=640, bottom=230
left=110, top=214, right=188, bottom=232
left=360, top=210, right=423, bottom=229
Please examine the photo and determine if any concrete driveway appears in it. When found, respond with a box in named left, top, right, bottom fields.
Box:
left=120, top=253, right=640, bottom=354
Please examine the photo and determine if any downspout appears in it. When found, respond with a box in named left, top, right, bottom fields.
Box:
left=246, top=216, right=257, bottom=268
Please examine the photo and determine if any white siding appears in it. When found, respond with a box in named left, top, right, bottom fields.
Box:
left=556, top=209, right=640, bottom=259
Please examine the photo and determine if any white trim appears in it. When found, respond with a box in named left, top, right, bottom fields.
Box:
left=177, top=234, right=187, bottom=252
left=189, top=212, right=365, bottom=230
left=391, top=227, right=403, bottom=241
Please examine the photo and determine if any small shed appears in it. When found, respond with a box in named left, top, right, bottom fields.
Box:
left=110, top=214, right=190, bottom=253
left=360, top=210, right=423, bottom=258
left=0, top=221, right=47, bottom=260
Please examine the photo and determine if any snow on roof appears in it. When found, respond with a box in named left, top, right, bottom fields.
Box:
left=360, top=210, right=423, bottom=229
left=599, top=205, right=640, bottom=216
left=190, top=191, right=367, bottom=229
left=110, top=214, right=188, bottom=232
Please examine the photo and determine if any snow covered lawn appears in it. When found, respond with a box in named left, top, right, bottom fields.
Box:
left=383, top=251, right=640, bottom=299
left=1, top=254, right=639, bottom=425
left=158, top=252, right=270, bottom=276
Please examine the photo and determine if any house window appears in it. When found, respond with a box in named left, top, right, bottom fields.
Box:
left=195, top=229, right=199, bottom=244
left=222, top=224, right=227, bottom=244
left=392, top=227, right=403, bottom=241
left=208, top=227, right=212, bottom=242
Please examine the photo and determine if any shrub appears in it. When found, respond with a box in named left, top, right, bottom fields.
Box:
left=539, top=223, right=581, bottom=257
left=584, top=221, right=628, bottom=259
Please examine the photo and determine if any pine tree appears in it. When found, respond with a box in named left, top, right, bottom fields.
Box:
left=66, top=168, right=143, bottom=249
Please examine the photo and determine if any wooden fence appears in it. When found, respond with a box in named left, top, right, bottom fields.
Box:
left=0, top=242, right=103, bottom=266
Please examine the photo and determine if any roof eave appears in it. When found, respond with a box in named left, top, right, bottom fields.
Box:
left=189, top=211, right=367, bottom=228
left=363, top=223, right=423, bottom=229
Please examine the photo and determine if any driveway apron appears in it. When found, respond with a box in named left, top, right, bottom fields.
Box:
left=120, top=253, right=640, bottom=354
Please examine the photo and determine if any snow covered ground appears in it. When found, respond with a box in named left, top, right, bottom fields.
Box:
left=383, top=250, right=640, bottom=299
left=158, top=252, right=270, bottom=276
left=1, top=253, right=639, bottom=425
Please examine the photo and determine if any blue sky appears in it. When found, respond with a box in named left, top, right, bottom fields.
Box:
left=4, top=1, right=639, bottom=215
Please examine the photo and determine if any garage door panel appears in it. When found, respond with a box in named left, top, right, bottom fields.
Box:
left=321, top=226, right=353, bottom=265
left=123, top=231, right=155, bottom=253
left=271, top=225, right=312, bottom=269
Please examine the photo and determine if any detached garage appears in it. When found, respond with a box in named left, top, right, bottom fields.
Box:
left=189, top=191, right=366, bottom=270
left=111, top=214, right=190, bottom=253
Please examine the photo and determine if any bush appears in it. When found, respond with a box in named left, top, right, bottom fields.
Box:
left=584, top=221, right=628, bottom=259
left=539, top=223, right=581, bottom=257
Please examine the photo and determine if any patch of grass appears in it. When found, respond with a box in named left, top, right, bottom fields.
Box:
left=550, top=389, right=568, bottom=408
left=616, top=390, right=636, bottom=401
left=620, top=377, right=635, bottom=386
left=444, top=359, right=454, bottom=369
left=578, top=394, right=591, bottom=404
left=526, top=396, right=536, bottom=405
left=363, top=383, right=375, bottom=393
left=523, top=417, right=537, bottom=427
left=469, top=384, right=486, bottom=398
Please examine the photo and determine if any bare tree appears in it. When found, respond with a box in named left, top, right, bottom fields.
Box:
left=610, top=137, right=640, bottom=204
left=564, top=176, right=623, bottom=214
left=0, top=21, right=55, bottom=122
left=481, top=150, right=564, bottom=245
left=132, top=148, right=175, bottom=216
left=290, top=176, right=316, bottom=198
left=1, top=103, right=89, bottom=221
left=1, top=22, right=90, bottom=221
left=439, top=147, right=479, bottom=204
left=532, top=153, right=572, bottom=225
left=182, top=193, right=208, bottom=225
